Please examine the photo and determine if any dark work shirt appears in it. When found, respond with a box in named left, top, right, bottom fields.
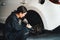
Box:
left=5, top=12, right=25, bottom=40
left=5, top=12, right=23, bottom=32
left=5, top=11, right=29, bottom=40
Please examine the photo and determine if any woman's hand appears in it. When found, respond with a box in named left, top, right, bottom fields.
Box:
left=26, top=24, right=32, bottom=28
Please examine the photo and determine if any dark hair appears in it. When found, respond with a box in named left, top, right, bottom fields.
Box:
left=16, top=6, right=27, bottom=14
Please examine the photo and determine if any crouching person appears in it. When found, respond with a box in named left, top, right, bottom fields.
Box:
left=5, top=6, right=32, bottom=40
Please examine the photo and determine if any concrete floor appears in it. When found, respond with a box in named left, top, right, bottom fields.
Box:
left=27, top=33, right=60, bottom=40
left=0, top=31, right=60, bottom=40
left=0, top=23, right=60, bottom=40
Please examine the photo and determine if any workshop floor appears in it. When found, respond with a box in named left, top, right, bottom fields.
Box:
left=27, top=33, right=60, bottom=40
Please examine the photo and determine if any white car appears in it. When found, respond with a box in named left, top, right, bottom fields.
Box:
left=0, top=0, right=60, bottom=32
